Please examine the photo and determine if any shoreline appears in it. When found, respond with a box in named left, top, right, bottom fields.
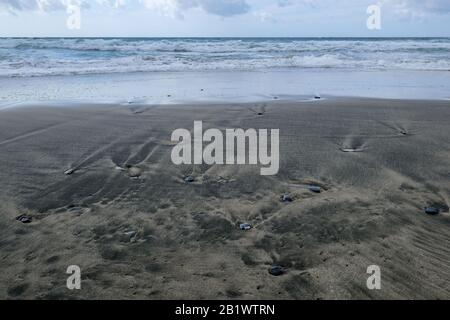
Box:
left=1, top=69, right=450, bottom=107
left=1, top=95, right=449, bottom=111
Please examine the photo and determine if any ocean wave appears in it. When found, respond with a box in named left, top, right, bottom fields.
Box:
left=1, top=38, right=450, bottom=77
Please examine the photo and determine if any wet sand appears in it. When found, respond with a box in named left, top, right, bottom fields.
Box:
left=0, top=97, right=449, bottom=299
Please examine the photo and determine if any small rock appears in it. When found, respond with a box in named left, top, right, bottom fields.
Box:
left=128, top=167, right=142, bottom=178
left=308, top=185, right=321, bottom=193
left=68, top=206, right=82, bottom=213
left=280, top=193, right=293, bottom=202
left=64, top=168, right=76, bottom=175
left=123, top=230, right=138, bottom=242
left=16, top=215, right=32, bottom=224
left=240, top=223, right=252, bottom=231
left=425, top=207, right=440, bottom=215
left=340, top=147, right=363, bottom=153
left=268, top=265, right=285, bottom=276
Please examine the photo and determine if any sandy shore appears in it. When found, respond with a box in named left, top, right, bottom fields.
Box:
left=0, top=97, right=449, bottom=299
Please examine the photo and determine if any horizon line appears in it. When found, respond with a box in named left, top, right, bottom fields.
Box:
left=1, top=36, right=450, bottom=39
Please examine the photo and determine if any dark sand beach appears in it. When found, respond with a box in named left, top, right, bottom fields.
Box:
left=0, top=97, right=449, bottom=299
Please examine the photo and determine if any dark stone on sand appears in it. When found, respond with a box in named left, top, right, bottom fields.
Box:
left=280, top=194, right=293, bottom=202
left=268, top=265, right=285, bottom=276
left=64, top=168, right=76, bottom=175
left=340, top=147, right=363, bottom=153
left=429, top=202, right=449, bottom=212
left=128, top=167, right=142, bottom=178
left=68, top=206, right=86, bottom=215
left=240, top=223, right=252, bottom=231
left=308, top=185, right=322, bottom=193
left=16, top=215, right=32, bottom=224
left=122, top=230, right=138, bottom=243
left=184, top=176, right=195, bottom=183
left=425, top=207, right=440, bottom=215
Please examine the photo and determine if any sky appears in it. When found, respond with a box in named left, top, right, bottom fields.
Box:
left=0, top=0, right=450, bottom=37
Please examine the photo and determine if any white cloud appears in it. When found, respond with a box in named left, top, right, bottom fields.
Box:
left=0, top=0, right=250, bottom=17
left=0, top=0, right=95, bottom=13
left=0, top=0, right=67, bottom=12
left=140, top=0, right=250, bottom=18
left=382, top=0, right=450, bottom=18
left=397, top=0, right=450, bottom=13
left=1, top=0, right=449, bottom=18
left=139, top=0, right=182, bottom=18
left=96, top=0, right=129, bottom=8
left=253, top=10, right=276, bottom=22
left=275, top=0, right=450, bottom=14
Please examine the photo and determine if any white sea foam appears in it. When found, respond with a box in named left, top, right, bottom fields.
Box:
left=0, top=38, right=449, bottom=77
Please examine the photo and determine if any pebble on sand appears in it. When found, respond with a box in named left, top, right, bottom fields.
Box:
left=240, top=223, right=252, bottom=231
left=268, top=265, right=285, bottom=276
left=280, top=194, right=293, bottom=202
left=16, top=215, right=32, bottom=224
left=123, top=230, right=138, bottom=242
left=128, top=167, right=142, bottom=178
left=425, top=207, right=440, bottom=215
left=64, top=168, right=76, bottom=175
left=308, top=185, right=322, bottom=193
left=340, top=147, right=363, bottom=153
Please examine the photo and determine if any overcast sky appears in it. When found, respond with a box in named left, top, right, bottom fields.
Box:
left=1, top=0, right=449, bottom=37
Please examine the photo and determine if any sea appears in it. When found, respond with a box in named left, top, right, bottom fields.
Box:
left=1, top=37, right=450, bottom=104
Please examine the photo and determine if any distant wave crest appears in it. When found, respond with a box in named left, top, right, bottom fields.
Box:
left=1, top=38, right=449, bottom=77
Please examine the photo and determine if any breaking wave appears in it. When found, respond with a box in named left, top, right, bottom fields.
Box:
left=0, top=37, right=449, bottom=77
